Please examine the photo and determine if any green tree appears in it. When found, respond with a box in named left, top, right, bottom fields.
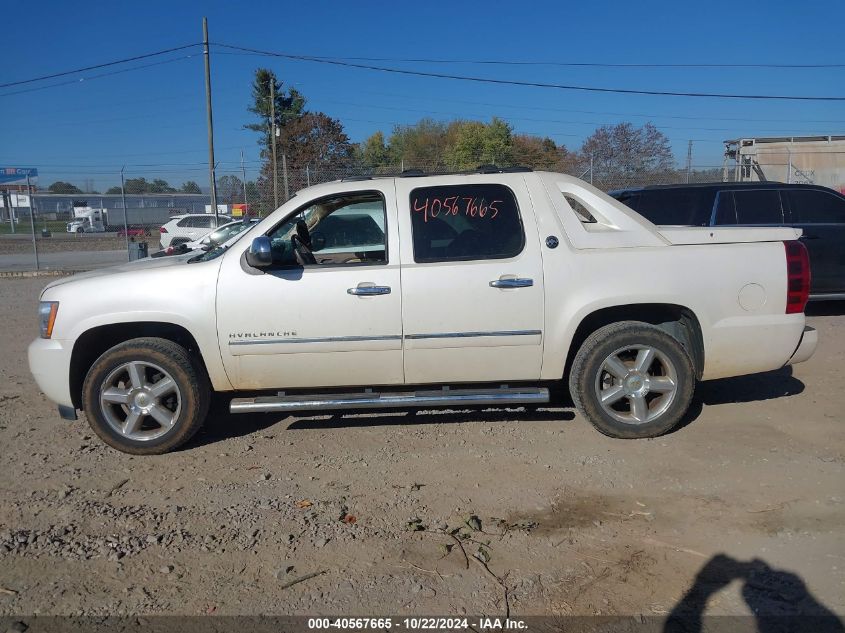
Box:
left=245, top=180, right=260, bottom=205
left=47, top=181, right=83, bottom=194
left=181, top=181, right=202, bottom=194
left=387, top=119, right=449, bottom=169
left=359, top=131, right=394, bottom=170
left=103, top=177, right=176, bottom=194
left=245, top=68, right=306, bottom=154
left=278, top=112, right=353, bottom=167
left=149, top=179, right=176, bottom=193
left=444, top=118, right=513, bottom=170
left=217, top=175, right=244, bottom=205
left=511, top=135, right=561, bottom=169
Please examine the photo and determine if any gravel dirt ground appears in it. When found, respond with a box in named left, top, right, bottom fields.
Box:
left=0, top=277, right=843, bottom=620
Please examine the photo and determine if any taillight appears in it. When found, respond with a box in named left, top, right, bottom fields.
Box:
left=784, top=240, right=810, bottom=314
left=159, top=226, right=167, bottom=233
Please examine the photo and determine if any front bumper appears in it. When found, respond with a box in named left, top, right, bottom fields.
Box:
left=785, top=326, right=818, bottom=366
left=28, top=337, right=74, bottom=409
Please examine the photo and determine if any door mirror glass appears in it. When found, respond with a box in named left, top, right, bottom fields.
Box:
left=246, top=236, right=273, bottom=268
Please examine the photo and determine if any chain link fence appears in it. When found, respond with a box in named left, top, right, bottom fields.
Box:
left=0, top=157, right=791, bottom=272
left=239, top=160, right=733, bottom=217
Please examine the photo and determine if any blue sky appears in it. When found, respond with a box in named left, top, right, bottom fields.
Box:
left=1, top=0, right=843, bottom=191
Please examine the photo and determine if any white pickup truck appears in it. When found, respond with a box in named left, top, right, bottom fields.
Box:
left=28, top=169, right=817, bottom=454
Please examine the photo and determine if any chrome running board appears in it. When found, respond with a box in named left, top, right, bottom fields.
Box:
left=229, top=386, right=549, bottom=414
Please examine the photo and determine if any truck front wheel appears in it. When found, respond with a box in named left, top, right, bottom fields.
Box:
left=81, top=337, right=209, bottom=455
left=569, top=321, right=695, bottom=439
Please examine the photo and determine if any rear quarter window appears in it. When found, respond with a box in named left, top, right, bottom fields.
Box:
left=787, top=189, right=845, bottom=224
left=409, top=183, right=524, bottom=263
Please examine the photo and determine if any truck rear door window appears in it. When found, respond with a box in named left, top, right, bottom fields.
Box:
left=787, top=189, right=845, bottom=224
left=409, top=184, right=524, bottom=263
left=634, top=190, right=714, bottom=226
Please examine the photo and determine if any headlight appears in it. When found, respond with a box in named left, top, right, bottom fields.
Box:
left=38, top=301, right=59, bottom=339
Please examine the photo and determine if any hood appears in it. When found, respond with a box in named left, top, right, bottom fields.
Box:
left=42, top=252, right=197, bottom=293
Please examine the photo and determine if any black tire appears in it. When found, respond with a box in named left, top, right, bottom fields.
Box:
left=76, top=227, right=84, bottom=233
left=569, top=321, right=695, bottom=439
left=82, top=337, right=210, bottom=455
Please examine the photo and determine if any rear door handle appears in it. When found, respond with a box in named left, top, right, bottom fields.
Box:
left=348, top=284, right=391, bottom=296
left=489, top=277, right=534, bottom=288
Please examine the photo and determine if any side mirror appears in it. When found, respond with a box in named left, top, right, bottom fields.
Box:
left=246, top=236, right=273, bottom=268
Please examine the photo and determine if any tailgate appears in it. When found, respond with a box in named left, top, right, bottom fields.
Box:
left=657, top=225, right=801, bottom=245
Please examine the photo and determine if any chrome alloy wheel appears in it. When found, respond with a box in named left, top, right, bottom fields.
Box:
left=594, top=344, right=678, bottom=425
left=99, top=361, right=182, bottom=441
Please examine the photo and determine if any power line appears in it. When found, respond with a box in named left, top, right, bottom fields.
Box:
left=225, top=49, right=845, bottom=69
left=0, top=43, right=201, bottom=89
left=0, top=54, right=197, bottom=98
left=318, top=98, right=841, bottom=135
left=213, top=42, right=845, bottom=102
left=303, top=84, right=845, bottom=125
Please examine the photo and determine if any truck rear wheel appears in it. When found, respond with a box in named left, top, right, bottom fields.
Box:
left=81, top=337, right=209, bottom=455
left=569, top=321, right=695, bottom=439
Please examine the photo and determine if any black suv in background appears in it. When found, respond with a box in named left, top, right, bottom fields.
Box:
left=610, top=182, right=845, bottom=299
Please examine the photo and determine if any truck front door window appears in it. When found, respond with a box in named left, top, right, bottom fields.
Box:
left=266, top=192, right=387, bottom=266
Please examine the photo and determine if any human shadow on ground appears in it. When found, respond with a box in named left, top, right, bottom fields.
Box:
left=663, top=554, right=844, bottom=633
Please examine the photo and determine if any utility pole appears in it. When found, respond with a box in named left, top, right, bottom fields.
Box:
left=202, top=17, right=219, bottom=224
left=240, top=150, right=249, bottom=214
left=282, top=154, right=289, bottom=201
left=3, top=190, right=14, bottom=234
left=26, top=174, right=39, bottom=270
left=686, top=140, right=693, bottom=183
left=270, top=80, right=279, bottom=209
left=120, top=167, right=130, bottom=260
left=787, top=149, right=792, bottom=184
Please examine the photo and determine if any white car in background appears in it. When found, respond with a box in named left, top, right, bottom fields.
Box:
left=185, top=218, right=260, bottom=250
left=157, top=218, right=260, bottom=256
left=159, top=214, right=232, bottom=249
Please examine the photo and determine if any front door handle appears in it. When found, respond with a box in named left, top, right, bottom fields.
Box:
left=348, top=284, right=391, bottom=296
left=489, top=277, right=534, bottom=288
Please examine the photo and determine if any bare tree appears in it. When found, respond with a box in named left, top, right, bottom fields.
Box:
left=581, top=122, right=674, bottom=188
